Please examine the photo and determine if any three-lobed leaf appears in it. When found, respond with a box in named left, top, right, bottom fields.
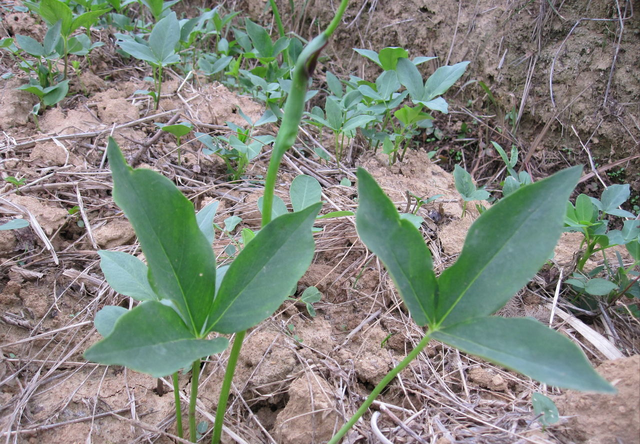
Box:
left=356, top=164, right=613, bottom=392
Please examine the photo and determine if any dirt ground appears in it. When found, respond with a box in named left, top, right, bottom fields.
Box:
left=1, top=0, right=639, bottom=443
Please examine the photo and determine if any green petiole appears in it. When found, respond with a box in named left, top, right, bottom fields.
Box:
left=327, top=333, right=433, bottom=444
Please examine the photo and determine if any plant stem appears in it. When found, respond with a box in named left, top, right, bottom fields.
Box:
left=189, top=359, right=201, bottom=442
left=327, top=333, right=432, bottom=444
left=268, top=0, right=286, bottom=38
left=172, top=372, right=184, bottom=439
left=212, top=330, right=246, bottom=444
left=261, top=0, right=350, bottom=227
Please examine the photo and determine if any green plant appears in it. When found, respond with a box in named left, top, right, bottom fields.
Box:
left=4, top=176, right=27, bottom=188
left=565, top=184, right=638, bottom=272
left=532, top=393, right=560, bottom=429
left=491, top=141, right=532, bottom=196
left=117, top=12, right=180, bottom=109
left=453, top=164, right=490, bottom=217
left=85, top=3, right=349, bottom=444
left=156, top=121, right=192, bottom=164
left=24, top=0, right=109, bottom=79
left=196, top=109, right=276, bottom=180
left=327, top=165, right=614, bottom=443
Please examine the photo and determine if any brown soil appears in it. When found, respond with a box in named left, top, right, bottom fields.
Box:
left=1, top=1, right=639, bottom=443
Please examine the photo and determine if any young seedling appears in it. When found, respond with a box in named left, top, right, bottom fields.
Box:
left=85, top=138, right=320, bottom=442
left=156, top=121, right=193, bottom=164
left=117, top=12, right=181, bottom=109
left=327, top=165, right=614, bottom=443
left=23, top=0, right=110, bottom=78
left=453, top=164, right=490, bottom=217
left=491, top=141, right=532, bottom=196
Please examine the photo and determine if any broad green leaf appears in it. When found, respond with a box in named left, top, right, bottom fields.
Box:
left=584, top=278, right=618, bottom=296
left=325, top=96, right=343, bottom=131
left=342, top=90, right=364, bottom=111
left=290, top=175, right=322, bottom=212
left=84, top=301, right=228, bottom=377
left=358, top=85, right=382, bottom=101
left=396, top=57, right=423, bottom=100
left=16, top=35, right=44, bottom=57
left=42, top=80, right=69, bottom=106
left=255, top=110, right=277, bottom=127
left=44, top=20, right=62, bottom=55
left=208, top=203, right=321, bottom=334
left=453, top=164, right=480, bottom=200
left=70, top=8, right=110, bottom=34
left=353, top=48, right=381, bottom=67
left=0, top=219, right=29, bottom=230
left=378, top=47, right=408, bottom=71
left=423, top=61, right=469, bottom=101
left=196, top=200, right=219, bottom=245
left=413, top=97, right=449, bottom=113
left=17, top=84, right=45, bottom=99
left=356, top=168, right=437, bottom=326
left=272, top=36, right=290, bottom=56
left=245, top=18, right=273, bottom=58
left=326, top=71, right=343, bottom=97
left=627, top=240, right=640, bottom=261
left=399, top=213, right=424, bottom=230
left=140, top=0, right=163, bottom=20
left=575, top=194, right=596, bottom=223
left=317, top=211, right=354, bottom=219
left=94, top=306, right=128, bottom=336
left=342, top=114, right=378, bottom=133
left=436, top=166, right=582, bottom=327
left=258, top=195, right=288, bottom=219
left=432, top=316, right=614, bottom=392
left=532, top=393, right=560, bottom=426
left=600, top=184, right=630, bottom=214
left=118, top=40, right=156, bottom=64
left=149, top=12, right=180, bottom=65
left=376, top=70, right=400, bottom=101
left=39, top=0, right=72, bottom=36
left=413, top=56, right=437, bottom=65
left=223, top=215, right=242, bottom=232
left=106, top=138, right=217, bottom=334
left=98, top=250, right=158, bottom=301
left=159, top=123, right=192, bottom=138
left=503, top=176, right=521, bottom=197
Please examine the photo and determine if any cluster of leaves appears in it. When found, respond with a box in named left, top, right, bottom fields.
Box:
left=307, top=47, right=468, bottom=164
left=0, top=0, right=108, bottom=109
left=564, top=184, right=639, bottom=311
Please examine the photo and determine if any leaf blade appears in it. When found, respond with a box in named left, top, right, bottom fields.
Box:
left=432, top=317, right=614, bottom=392
left=208, top=203, right=321, bottom=334
left=85, top=301, right=228, bottom=377
left=356, top=168, right=437, bottom=326
left=436, top=166, right=582, bottom=326
left=106, top=138, right=217, bottom=334
left=98, top=250, right=158, bottom=301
